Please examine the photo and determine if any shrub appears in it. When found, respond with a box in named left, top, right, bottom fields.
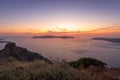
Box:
left=69, top=57, right=107, bottom=69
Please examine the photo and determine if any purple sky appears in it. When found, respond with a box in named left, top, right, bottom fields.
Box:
left=0, top=0, right=120, bottom=33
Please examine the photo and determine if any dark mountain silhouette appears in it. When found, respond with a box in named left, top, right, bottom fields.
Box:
left=0, top=42, right=51, bottom=63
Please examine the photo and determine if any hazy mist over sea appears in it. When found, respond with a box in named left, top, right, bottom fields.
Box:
left=0, top=33, right=120, bottom=67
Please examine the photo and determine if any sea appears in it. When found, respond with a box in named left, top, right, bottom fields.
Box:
left=0, top=34, right=120, bottom=68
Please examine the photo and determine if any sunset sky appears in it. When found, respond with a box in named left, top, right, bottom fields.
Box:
left=0, top=0, right=120, bottom=34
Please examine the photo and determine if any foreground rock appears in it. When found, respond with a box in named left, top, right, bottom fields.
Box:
left=0, top=42, right=51, bottom=63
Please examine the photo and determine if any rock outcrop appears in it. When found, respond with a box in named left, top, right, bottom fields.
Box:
left=0, top=42, right=51, bottom=63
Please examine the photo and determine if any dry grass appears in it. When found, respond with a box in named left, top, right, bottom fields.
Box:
left=0, top=57, right=119, bottom=80
left=0, top=57, right=92, bottom=80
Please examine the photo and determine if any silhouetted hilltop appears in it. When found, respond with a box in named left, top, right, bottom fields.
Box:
left=32, top=35, right=74, bottom=39
left=0, top=42, right=51, bottom=62
left=92, top=37, right=120, bottom=43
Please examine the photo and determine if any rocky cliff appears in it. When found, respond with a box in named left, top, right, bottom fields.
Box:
left=0, top=42, right=51, bottom=63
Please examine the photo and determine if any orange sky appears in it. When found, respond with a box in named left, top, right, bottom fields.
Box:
left=1, top=22, right=119, bottom=35
left=0, top=25, right=120, bottom=35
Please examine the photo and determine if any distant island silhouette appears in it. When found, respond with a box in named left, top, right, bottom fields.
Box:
left=0, top=39, right=8, bottom=43
left=0, top=39, right=4, bottom=40
left=92, top=37, right=120, bottom=43
left=32, top=35, right=74, bottom=39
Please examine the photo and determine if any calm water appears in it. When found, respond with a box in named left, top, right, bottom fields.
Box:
left=0, top=35, right=120, bottom=67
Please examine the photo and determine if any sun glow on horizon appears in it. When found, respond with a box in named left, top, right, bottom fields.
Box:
left=48, top=24, right=81, bottom=32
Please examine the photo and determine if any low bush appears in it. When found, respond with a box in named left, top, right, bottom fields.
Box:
left=69, top=57, right=107, bottom=69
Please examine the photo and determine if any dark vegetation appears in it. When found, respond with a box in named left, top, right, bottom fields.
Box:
left=69, top=57, right=107, bottom=69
